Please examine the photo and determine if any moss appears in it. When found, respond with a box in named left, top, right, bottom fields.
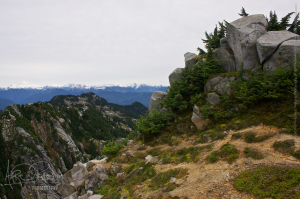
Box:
left=234, top=166, right=300, bottom=198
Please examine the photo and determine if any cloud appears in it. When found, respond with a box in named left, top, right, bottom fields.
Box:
left=0, top=0, right=297, bottom=86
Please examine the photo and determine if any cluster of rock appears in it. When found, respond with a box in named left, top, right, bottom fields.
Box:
left=61, top=160, right=109, bottom=199
left=148, top=14, right=300, bottom=130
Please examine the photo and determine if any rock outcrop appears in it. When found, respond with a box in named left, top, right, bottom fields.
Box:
left=204, top=76, right=236, bottom=95
left=184, top=52, right=197, bottom=69
left=256, top=30, right=300, bottom=64
left=264, top=40, right=300, bottom=71
left=227, top=14, right=268, bottom=71
left=206, top=92, right=220, bottom=105
left=169, top=68, right=184, bottom=85
left=148, top=91, right=167, bottom=113
left=213, top=47, right=236, bottom=72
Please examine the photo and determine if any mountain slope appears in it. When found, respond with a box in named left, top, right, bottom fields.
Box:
left=0, top=92, right=147, bottom=199
left=0, top=98, right=15, bottom=110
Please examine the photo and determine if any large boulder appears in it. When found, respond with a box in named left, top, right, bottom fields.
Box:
left=169, top=68, right=184, bottom=85
left=220, top=37, right=229, bottom=48
left=191, top=105, right=208, bottom=130
left=227, top=14, right=268, bottom=71
left=85, top=164, right=108, bottom=191
left=148, top=91, right=167, bottom=113
left=257, top=30, right=300, bottom=64
left=264, top=40, right=300, bottom=71
left=184, top=52, right=197, bottom=69
left=213, top=47, right=236, bottom=72
left=204, top=76, right=236, bottom=96
left=72, top=162, right=89, bottom=189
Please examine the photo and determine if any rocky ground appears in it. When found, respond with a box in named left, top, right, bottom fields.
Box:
left=107, top=125, right=300, bottom=199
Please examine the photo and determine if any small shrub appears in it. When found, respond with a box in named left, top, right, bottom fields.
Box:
left=244, top=132, right=256, bottom=143
left=273, top=140, right=295, bottom=153
left=234, top=166, right=300, bottom=198
left=208, top=142, right=239, bottom=163
left=207, top=151, right=219, bottom=163
left=147, top=148, right=160, bottom=156
left=291, top=150, right=300, bottom=159
left=231, top=133, right=242, bottom=139
left=137, top=145, right=146, bottom=150
left=244, top=147, right=263, bottom=160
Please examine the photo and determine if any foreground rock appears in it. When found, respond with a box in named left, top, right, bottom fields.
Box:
left=227, top=14, right=268, bottom=71
left=256, top=30, right=300, bottom=64
left=191, top=105, right=208, bottom=130
left=72, top=162, right=89, bottom=189
left=169, top=68, right=184, bottom=85
left=148, top=91, right=167, bottom=113
left=184, top=52, right=197, bottom=69
left=264, top=40, right=300, bottom=71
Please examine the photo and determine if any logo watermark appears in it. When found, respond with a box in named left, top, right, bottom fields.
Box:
left=295, top=4, right=299, bottom=138
left=4, top=160, right=64, bottom=194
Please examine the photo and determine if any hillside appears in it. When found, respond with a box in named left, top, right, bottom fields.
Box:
left=2, top=9, right=300, bottom=199
left=0, top=92, right=147, bottom=199
left=34, top=11, right=300, bottom=199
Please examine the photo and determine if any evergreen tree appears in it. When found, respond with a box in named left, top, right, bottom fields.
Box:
left=238, top=7, right=249, bottom=17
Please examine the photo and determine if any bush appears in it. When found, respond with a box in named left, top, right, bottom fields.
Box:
left=244, top=147, right=263, bottom=159
left=231, top=65, right=297, bottom=108
left=231, top=133, right=242, bottom=139
left=273, top=140, right=295, bottom=153
left=136, top=109, right=174, bottom=138
left=160, top=51, right=221, bottom=112
left=234, top=166, right=300, bottom=198
left=103, top=141, right=124, bottom=156
left=207, top=151, right=219, bottom=163
left=244, top=132, right=256, bottom=143
left=207, top=142, right=239, bottom=163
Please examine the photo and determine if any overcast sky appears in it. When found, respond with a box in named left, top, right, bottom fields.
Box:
left=0, top=0, right=297, bottom=87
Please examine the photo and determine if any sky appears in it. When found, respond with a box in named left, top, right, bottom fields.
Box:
left=0, top=0, right=298, bottom=87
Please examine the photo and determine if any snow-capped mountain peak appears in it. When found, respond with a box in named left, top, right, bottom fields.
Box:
left=7, top=81, right=43, bottom=89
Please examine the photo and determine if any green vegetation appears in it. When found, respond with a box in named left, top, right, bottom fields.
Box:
left=136, top=109, right=174, bottom=139
left=160, top=146, right=211, bottom=164
left=244, top=147, right=264, bottom=160
left=273, top=140, right=295, bottom=154
left=103, top=139, right=128, bottom=156
left=146, top=148, right=160, bottom=156
left=231, top=133, right=242, bottom=139
left=207, top=142, right=239, bottom=164
left=150, top=169, right=188, bottom=192
left=97, top=161, right=156, bottom=198
left=234, top=166, right=300, bottom=198
left=243, top=132, right=271, bottom=143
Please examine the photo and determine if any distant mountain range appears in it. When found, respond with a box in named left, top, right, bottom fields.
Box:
left=0, top=81, right=168, bottom=110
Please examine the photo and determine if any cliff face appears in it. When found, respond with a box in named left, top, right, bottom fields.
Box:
left=0, top=92, right=146, bottom=199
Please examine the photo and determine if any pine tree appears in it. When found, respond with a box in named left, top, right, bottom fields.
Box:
left=288, top=13, right=299, bottom=33
left=238, top=7, right=249, bottom=17
left=268, top=11, right=283, bottom=31
left=280, top=12, right=294, bottom=29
